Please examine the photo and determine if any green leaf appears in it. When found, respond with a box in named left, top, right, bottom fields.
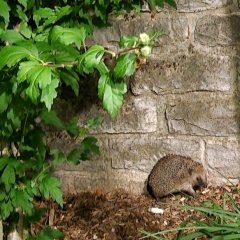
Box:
left=87, top=116, right=103, bottom=129
left=33, top=6, right=72, bottom=30
left=0, top=46, right=36, bottom=70
left=33, top=7, right=56, bottom=27
left=94, top=4, right=106, bottom=21
left=23, top=129, right=46, bottom=160
left=18, top=0, right=28, bottom=10
left=7, top=108, right=21, bottom=129
left=41, top=175, right=63, bottom=207
left=113, top=53, right=136, bottom=79
left=1, top=201, right=13, bottom=219
left=26, top=208, right=46, bottom=223
left=148, top=0, right=177, bottom=9
left=16, top=5, right=28, bottom=21
left=80, top=136, right=99, bottom=160
left=66, top=117, right=80, bottom=137
left=67, top=148, right=81, bottom=165
left=98, top=74, right=108, bottom=101
left=79, top=127, right=87, bottom=137
left=0, top=92, right=11, bottom=113
left=49, top=149, right=66, bottom=168
left=36, top=227, right=64, bottom=240
left=0, top=157, right=8, bottom=171
left=0, top=0, right=10, bottom=28
left=0, top=30, right=25, bottom=44
left=54, top=44, right=79, bottom=63
left=84, top=45, right=105, bottom=68
left=13, top=189, right=33, bottom=215
left=61, top=68, right=79, bottom=96
left=40, top=110, right=65, bottom=129
left=96, top=61, right=109, bottom=75
left=17, top=61, right=52, bottom=88
left=78, top=45, right=105, bottom=73
left=2, top=165, right=15, bottom=191
left=17, top=60, right=55, bottom=105
left=102, top=78, right=127, bottom=119
left=25, top=80, right=40, bottom=104
left=55, top=5, right=72, bottom=20
left=178, top=231, right=206, bottom=240
left=19, top=22, right=32, bottom=39
left=147, top=0, right=163, bottom=10
left=40, top=77, right=59, bottom=110
left=119, top=36, right=138, bottom=48
left=0, top=192, right=5, bottom=201
left=161, top=0, right=177, bottom=8
left=50, top=26, right=86, bottom=49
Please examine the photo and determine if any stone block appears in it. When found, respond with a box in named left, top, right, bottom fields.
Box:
left=195, top=14, right=240, bottom=46
left=131, top=52, right=234, bottom=95
left=107, top=170, right=149, bottom=193
left=166, top=93, right=240, bottom=136
left=89, top=13, right=189, bottom=52
left=237, top=59, right=240, bottom=93
left=49, top=135, right=110, bottom=172
left=176, top=0, right=232, bottom=12
left=110, top=135, right=203, bottom=172
left=55, top=170, right=109, bottom=194
left=77, top=95, right=158, bottom=134
left=53, top=137, right=111, bottom=194
left=206, top=138, right=240, bottom=185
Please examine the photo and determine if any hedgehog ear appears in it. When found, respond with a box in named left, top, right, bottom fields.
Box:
left=188, top=168, right=193, bottom=175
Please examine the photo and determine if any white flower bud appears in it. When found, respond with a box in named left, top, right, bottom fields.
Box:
left=139, top=33, right=150, bottom=45
left=140, top=46, right=152, bottom=57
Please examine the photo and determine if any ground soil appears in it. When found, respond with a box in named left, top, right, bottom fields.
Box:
left=33, top=184, right=240, bottom=240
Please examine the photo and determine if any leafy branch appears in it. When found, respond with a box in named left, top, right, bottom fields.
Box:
left=0, top=0, right=176, bottom=239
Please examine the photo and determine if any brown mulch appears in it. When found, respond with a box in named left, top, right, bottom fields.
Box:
left=33, top=184, right=240, bottom=240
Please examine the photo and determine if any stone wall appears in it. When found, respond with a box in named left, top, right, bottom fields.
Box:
left=54, top=0, right=240, bottom=194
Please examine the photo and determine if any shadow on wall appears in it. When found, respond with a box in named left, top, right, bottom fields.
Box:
left=54, top=73, right=100, bottom=123
left=53, top=3, right=240, bottom=195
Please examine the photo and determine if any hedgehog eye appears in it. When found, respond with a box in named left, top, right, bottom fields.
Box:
left=196, top=176, right=204, bottom=186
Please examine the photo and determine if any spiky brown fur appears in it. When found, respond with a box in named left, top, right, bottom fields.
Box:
left=147, top=154, right=207, bottom=200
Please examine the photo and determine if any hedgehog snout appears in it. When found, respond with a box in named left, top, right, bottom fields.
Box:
left=196, top=175, right=207, bottom=188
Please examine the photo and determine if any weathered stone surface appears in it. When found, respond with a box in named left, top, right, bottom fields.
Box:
left=104, top=95, right=157, bottom=133
left=53, top=138, right=111, bottom=194
left=107, top=170, right=149, bottom=193
left=77, top=95, right=158, bottom=134
left=131, top=52, right=234, bottom=95
left=110, top=135, right=203, bottom=172
left=237, top=59, right=240, bottom=93
left=56, top=169, right=148, bottom=194
left=90, top=13, right=189, bottom=52
left=54, top=94, right=158, bottom=134
left=206, top=138, right=240, bottom=185
left=55, top=170, right=109, bottom=194
left=54, top=6, right=240, bottom=194
left=166, top=93, right=240, bottom=136
left=195, top=14, right=240, bottom=46
left=176, top=0, right=232, bottom=12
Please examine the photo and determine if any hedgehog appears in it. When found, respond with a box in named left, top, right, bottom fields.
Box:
left=147, top=154, right=207, bottom=200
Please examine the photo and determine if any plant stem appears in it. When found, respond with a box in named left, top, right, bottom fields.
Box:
left=17, top=208, right=24, bottom=239
left=17, top=108, right=30, bottom=158
left=0, top=220, right=3, bottom=240
left=117, top=47, right=139, bottom=56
